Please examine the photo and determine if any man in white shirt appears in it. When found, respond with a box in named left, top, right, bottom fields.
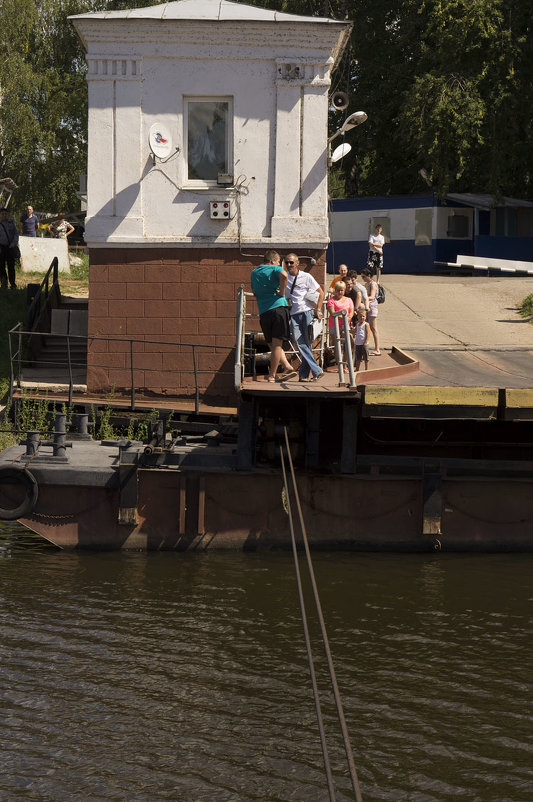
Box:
left=284, top=253, right=324, bottom=382
left=367, top=224, right=385, bottom=282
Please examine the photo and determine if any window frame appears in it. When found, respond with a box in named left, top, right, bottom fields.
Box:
left=183, top=95, right=233, bottom=188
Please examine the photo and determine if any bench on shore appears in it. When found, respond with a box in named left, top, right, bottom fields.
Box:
left=435, top=254, right=533, bottom=276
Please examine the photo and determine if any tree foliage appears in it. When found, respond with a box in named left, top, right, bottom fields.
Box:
left=0, top=0, right=531, bottom=213
left=0, top=0, right=157, bottom=216
left=241, top=0, right=533, bottom=200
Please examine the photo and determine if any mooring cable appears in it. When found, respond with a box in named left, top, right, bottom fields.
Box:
left=279, top=444, right=337, bottom=802
left=283, top=426, right=364, bottom=802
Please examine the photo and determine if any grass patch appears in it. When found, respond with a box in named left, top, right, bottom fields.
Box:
left=518, top=293, right=533, bottom=320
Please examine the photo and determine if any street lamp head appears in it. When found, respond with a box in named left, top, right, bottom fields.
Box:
left=328, top=111, right=368, bottom=144
left=340, top=111, right=367, bottom=133
left=331, top=142, right=352, bottom=163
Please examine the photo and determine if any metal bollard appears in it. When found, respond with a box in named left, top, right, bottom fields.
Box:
left=74, top=413, right=89, bottom=436
left=25, top=431, right=40, bottom=456
left=53, top=413, right=67, bottom=458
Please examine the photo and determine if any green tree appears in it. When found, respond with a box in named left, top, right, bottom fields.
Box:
left=240, top=0, right=533, bottom=200
left=0, top=0, right=159, bottom=217
left=1, top=0, right=531, bottom=211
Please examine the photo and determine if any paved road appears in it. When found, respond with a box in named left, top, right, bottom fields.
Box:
left=378, top=274, right=532, bottom=349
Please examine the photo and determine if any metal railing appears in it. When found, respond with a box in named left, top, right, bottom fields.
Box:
left=8, top=327, right=237, bottom=413
left=27, top=256, right=60, bottom=332
left=234, top=283, right=256, bottom=390
left=235, top=285, right=356, bottom=387
left=329, top=309, right=357, bottom=388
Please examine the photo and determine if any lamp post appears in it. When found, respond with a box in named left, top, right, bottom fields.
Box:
left=328, top=111, right=367, bottom=166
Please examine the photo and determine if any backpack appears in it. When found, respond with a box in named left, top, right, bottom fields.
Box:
left=377, top=283, right=386, bottom=304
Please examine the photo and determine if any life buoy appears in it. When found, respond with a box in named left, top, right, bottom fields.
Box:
left=0, top=465, right=39, bottom=521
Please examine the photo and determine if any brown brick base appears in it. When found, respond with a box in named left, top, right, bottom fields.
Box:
left=87, top=247, right=326, bottom=404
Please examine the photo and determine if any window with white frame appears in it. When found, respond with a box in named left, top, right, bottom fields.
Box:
left=184, top=97, right=232, bottom=185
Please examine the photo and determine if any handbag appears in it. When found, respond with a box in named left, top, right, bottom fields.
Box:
left=377, top=284, right=386, bottom=304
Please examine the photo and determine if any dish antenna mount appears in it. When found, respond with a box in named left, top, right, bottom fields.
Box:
left=148, top=123, right=178, bottom=163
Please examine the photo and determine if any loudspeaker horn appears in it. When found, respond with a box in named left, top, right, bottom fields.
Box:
left=331, top=91, right=349, bottom=111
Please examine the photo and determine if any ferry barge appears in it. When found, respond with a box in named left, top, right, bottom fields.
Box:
left=1, top=331, right=532, bottom=551
left=1, top=1, right=532, bottom=550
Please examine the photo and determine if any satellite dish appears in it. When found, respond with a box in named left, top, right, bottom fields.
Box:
left=331, top=143, right=352, bottom=163
left=148, top=123, right=173, bottom=160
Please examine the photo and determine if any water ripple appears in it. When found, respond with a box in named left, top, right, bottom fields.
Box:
left=0, top=532, right=532, bottom=800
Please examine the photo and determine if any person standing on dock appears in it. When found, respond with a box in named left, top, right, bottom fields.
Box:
left=251, top=250, right=297, bottom=383
left=344, top=273, right=363, bottom=313
left=328, top=262, right=349, bottom=292
left=0, top=207, right=19, bottom=290
left=354, top=306, right=370, bottom=371
left=367, top=223, right=385, bottom=282
left=361, top=268, right=381, bottom=356
left=48, top=213, right=74, bottom=240
left=284, top=253, right=324, bottom=383
left=19, top=205, right=39, bottom=237
left=350, top=270, right=369, bottom=312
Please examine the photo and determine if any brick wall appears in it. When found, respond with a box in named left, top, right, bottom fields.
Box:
left=87, top=247, right=325, bottom=404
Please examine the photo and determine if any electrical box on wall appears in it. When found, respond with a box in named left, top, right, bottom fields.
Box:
left=210, top=201, right=231, bottom=219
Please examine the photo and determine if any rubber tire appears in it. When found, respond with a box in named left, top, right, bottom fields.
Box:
left=0, top=466, right=39, bottom=521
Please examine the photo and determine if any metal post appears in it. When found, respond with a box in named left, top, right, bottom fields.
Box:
left=66, top=334, right=73, bottom=406
left=332, top=313, right=344, bottom=385
left=342, top=318, right=357, bottom=389
left=234, top=284, right=245, bottom=391
left=193, top=345, right=199, bottom=414
left=130, top=340, right=136, bottom=411
left=331, top=310, right=356, bottom=388
left=17, top=325, right=22, bottom=389
left=8, top=328, right=14, bottom=407
left=319, top=298, right=328, bottom=368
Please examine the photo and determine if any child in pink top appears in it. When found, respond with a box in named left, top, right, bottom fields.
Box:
left=327, top=282, right=354, bottom=330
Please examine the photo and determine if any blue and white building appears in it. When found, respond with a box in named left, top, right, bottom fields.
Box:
left=328, top=192, right=533, bottom=275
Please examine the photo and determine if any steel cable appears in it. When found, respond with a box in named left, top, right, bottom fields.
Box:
left=279, top=445, right=336, bottom=802
left=282, top=426, right=364, bottom=802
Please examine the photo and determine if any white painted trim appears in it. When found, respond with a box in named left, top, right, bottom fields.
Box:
left=86, top=56, right=142, bottom=80
left=85, top=238, right=330, bottom=249
left=183, top=95, right=233, bottom=187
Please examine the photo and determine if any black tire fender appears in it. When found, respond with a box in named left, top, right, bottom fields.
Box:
left=0, top=466, right=39, bottom=521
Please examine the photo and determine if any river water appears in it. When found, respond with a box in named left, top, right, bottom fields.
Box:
left=0, top=523, right=531, bottom=802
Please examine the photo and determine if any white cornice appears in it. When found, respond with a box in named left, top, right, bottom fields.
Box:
left=73, top=20, right=350, bottom=66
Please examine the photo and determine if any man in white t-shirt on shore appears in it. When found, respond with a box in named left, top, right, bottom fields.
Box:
left=367, top=223, right=385, bottom=282
left=284, top=253, right=324, bottom=382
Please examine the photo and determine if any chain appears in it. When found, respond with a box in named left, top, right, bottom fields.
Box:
left=31, top=511, right=75, bottom=520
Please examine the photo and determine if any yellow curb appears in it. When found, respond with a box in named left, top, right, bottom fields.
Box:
left=505, top=389, right=533, bottom=408
left=364, top=385, right=499, bottom=407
